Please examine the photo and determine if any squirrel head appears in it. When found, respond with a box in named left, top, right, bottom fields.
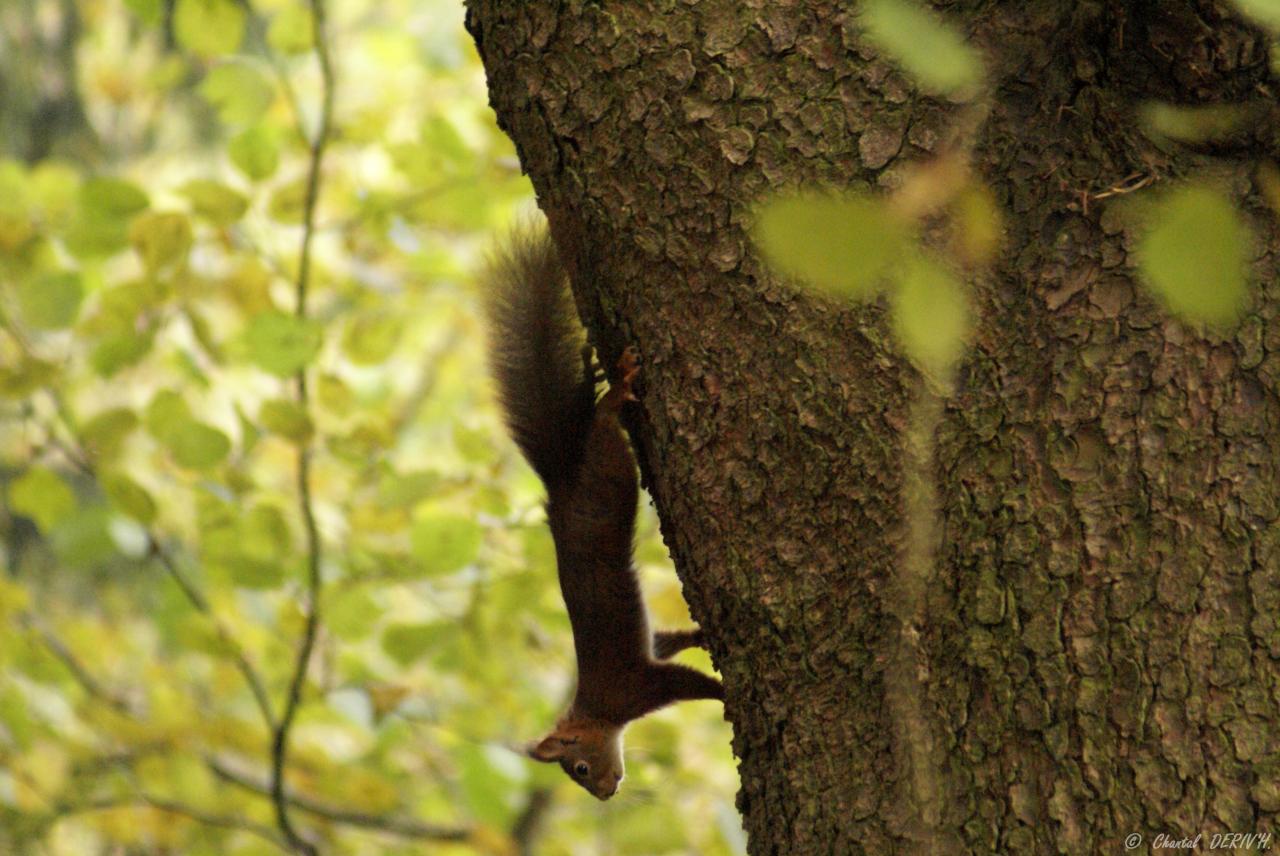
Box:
left=526, top=717, right=625, bottom=800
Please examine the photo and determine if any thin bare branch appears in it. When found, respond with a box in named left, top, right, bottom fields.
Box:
left=23, top=615, right=134, bottom=714
left=209, top=758, right=472, bottom=842
left=146, top=536, right=279, bottom=728
left=15, top=355, right=280, bottom=732
left=269, top=1, right=336, bottom=852
left=5, top=301, right=278, bottom=734
left=512, top=787, right=553, bottom=856
left=56, top=795, right=288, bottom=849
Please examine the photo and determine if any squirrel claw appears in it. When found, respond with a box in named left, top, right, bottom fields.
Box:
left=617, top=347, right=640, bottom=402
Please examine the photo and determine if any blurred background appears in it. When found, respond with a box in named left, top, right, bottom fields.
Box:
left=0, top=0, right=741, bottom=853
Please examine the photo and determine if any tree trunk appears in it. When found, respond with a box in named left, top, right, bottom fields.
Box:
left=465, top=3, right=1280, bottom=853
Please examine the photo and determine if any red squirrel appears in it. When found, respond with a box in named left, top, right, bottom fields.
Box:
left=483, top=227, right=723, bottom=800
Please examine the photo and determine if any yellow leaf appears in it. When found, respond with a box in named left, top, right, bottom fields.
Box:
left=129, top=211, right=192, bottom=274
left=890, top=255, right=971, bottom=379
left=367, top=683, right=411, bottom=720
left=949, top=183, right=1002, bottom=266
left=468, top=824, right=518, bottom=856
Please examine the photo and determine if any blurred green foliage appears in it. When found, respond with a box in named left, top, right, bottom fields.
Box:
left=756, top=0, right=1257, bottom=384
left=1232, top=0, right=1280, bottom=31
left=1136, top=183, right=1251, bottom=326
left=0, top=1, right=739, bottom=853
left=752, top=158, right=997, bottom=382
left=857, top=0, right=981, bottom=98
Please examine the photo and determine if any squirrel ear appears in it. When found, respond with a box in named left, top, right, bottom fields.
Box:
left=526, top=734, right=565, bottom=762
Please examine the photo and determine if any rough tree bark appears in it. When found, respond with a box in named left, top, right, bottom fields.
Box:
left=465, top=3, right=1280, bottom=854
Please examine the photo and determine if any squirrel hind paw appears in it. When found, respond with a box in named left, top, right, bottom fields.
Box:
left=617, top=346, right=640, bottom=402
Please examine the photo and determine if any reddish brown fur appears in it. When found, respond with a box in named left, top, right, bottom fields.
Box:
left=484, top=231, right=721, bottom=800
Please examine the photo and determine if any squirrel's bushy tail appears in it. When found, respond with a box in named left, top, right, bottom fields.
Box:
left=483, top=227, right=595, bottom=490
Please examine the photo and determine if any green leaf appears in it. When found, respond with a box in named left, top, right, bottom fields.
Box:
left=144, top=390, right=231, bottom=469
left=458, top=743, right=521, bottom=827
left=64, top=218, right=126, bottom=259
left=181, top=179, right=248, bottom=226
left=174, top=0, right=245, bottom=58
left=229, top=126, right=280, bottom=182
left=200, top=62, right=273, bottom=126
left=8, top=467, right=77, bottom=532
left=0, top=578, right=31, bottom=621
left=381, top=622, right=452, bottom=666
left=167, top=422, right=231, bottom=470
left=145, top=390, right=193, bottom=444
left=129, top=212, right=192, bottom=273
left=184, top=306, right=223, bottom=362
left=949, top=183, right=1002, bottom=266
left=266, top=179, right=308, bottom=224
left=198, top=494, right=287, bottom=589
left=236, top=402, right=261, bottom=456
left=125, top=0, right=163, bottom=25
left=1231, top=0, right=1280, bottom=31
left=51, top=505, right=116, bottom=567
left=68, top=177, right=149, bottom=259
left=1137, top=184, right=1250, bottom=325
left=81, top=177, right=149, bottom=219
left=223, top=259, right=274, bottom=314
left=410, top=514, right=482, bottom=576
left=318, top=373, right=354, bottom=412
left=754, top=191, right=908, bottom=297
left=101, top=471, right=157, bottom=524
left=1140, top=102, right=1251, bottom=145
left=91, top=330, right=154, bottom=376
left=327, top=589, right=381, bottom=642
left=268, top=3, right=315, bottom=54
left=260, top=398, right=313, bottom=442
left=245, top=311, right=323, bottom=376
left=422, top=117, right=473, bottom=167
left=389, top=120, right=471, bottom=184
left=889, top=256, right=970, bottom=375
left=377, top=470, right=442, bottom=509
left=81, top=408, right=139, bottom=460
left=341, top=312, right=403, bottom=365
left=30, top=162, right=80, bottom=227
left=17, top=271, right=83, bottom=329
left=0, top=357, right=58, bottom=399
left=859, top=0, right=983, bottom=97
left=241, top=504, right=291, bottom=562
left=453, top=425, right=494, bottom=465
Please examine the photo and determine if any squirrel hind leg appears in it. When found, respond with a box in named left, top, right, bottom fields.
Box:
left=630, top=663, right=723, bottom=719
left=652, top=628, right=705, bottom=660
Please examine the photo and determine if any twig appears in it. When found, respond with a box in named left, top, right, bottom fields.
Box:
left=56, top=795, right=288, bottom=849
left=23, top=616, right=134, bottom=714
left=17, top=624, right=467, bottom=850
left=511, top=787, right=553, bottom=856
left=14, top=332, right=278, bottom=733
left=6, top=299, right=276, bottom=730
left=147, top=536, right=278, bottom=729
left=208, top=758, right=472, bottom=842
left=388, top=326, right=465, bottom=438
left=269, top=1, right=335, bottom=852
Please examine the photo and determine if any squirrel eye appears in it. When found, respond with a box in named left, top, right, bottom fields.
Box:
left=573, top=761, right=589, bottom=777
